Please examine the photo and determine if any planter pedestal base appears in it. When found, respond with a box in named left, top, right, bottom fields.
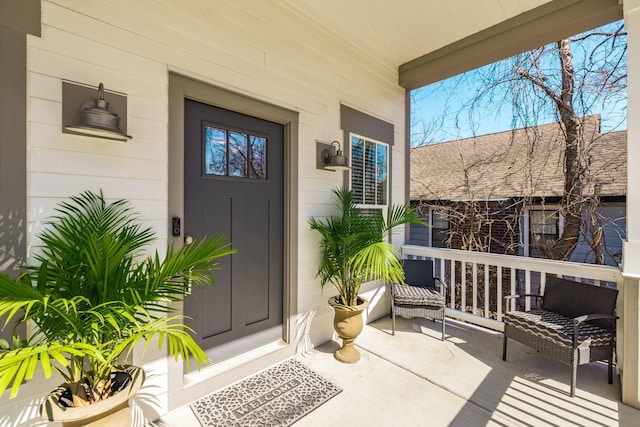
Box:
left=329, top=296, right=369, bottom=364
left=334, top=339, right=361, bottom=363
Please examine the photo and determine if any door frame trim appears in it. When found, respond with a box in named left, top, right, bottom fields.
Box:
left=167, top=73, right=299, bottom=409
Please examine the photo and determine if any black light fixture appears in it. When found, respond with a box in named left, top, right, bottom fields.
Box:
left=65, top=83, right=132, bottom=142
left=321, top=141, right=350, bottom=171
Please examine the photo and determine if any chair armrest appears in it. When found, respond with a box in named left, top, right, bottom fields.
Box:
left=573, top=313, right=618, bottom=324
left=504, top=294, right=543, bottom=302
left=389, top=281, right=402, bottom=296
left=434, top=278, right=446, bottom=299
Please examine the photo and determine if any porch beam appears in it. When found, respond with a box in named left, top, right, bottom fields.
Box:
left=399, top=0, right=622, bottom=90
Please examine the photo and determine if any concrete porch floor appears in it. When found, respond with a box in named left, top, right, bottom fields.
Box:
left=159, top=316, right=640, bottom=426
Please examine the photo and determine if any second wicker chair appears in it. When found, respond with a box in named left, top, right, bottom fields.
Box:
left=390, top=259, right=446, bottom=340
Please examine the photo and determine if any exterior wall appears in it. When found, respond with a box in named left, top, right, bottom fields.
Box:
left=0, top=0, right=407, bottom=423
left=572, top=204, right=626, bottom=267
left=447, top=201, right=520, bottom=255
left=521, top=203, right=626, bottom=268
left=409, top=220, right=429, bottom=246
left=411, top=201, right=626, bottom=268
left=412, top=201, right=521, bottom=255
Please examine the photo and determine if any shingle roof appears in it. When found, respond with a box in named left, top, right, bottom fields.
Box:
left=410, top=116, right=626, bottom=201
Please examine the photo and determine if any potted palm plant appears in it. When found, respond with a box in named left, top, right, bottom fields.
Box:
left=309, top=187, right=423, bottom=363
left=0, top=190, right=234, bottom=426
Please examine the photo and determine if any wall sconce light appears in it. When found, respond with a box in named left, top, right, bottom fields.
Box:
left=63, top=81, right=131, bottom=142
left=316, top=140, right=350, bottom=171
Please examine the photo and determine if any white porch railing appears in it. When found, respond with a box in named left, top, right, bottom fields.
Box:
left=402, top=245, right=624, bottom=332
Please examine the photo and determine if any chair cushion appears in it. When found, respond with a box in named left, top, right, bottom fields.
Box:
left=394, top=284, right=444, bottom=306
left=504, top=309, right=613, bottom=347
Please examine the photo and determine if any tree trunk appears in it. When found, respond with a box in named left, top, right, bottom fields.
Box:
left=546, top=39, right=584, bottom=261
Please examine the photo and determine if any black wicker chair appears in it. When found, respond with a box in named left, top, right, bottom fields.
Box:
left=390, top=259, right=446, bottom=340
left=502, top=276, right=618, bottom=397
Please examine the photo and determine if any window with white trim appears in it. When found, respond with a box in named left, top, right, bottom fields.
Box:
left=350, top=134, right=388, bottom=215
left=431, top=210, right=450, bottom=248
left=528, top=209, right=560, bottom=258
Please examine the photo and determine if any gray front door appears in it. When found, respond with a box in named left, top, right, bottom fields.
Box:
left=184, top=99, right=284, bottom=363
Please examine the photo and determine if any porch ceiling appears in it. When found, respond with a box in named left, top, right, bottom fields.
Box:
left=42, top=0, right=622, bottom=92
left=278, top=0, right=621, bottom=89
left=280, top=0, right=551, bottom=68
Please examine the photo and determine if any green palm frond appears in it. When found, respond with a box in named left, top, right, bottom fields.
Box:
left=0, top=190, right=234, bottom=401
left=0, top=342, right=105, bottom=398
left=384, top=203, right=423, bottom=235
left=106, top=315, right=208, bottom=372
left=309, top=187, right=425, bottom=306
left=351, top=241, right=404, bottom=285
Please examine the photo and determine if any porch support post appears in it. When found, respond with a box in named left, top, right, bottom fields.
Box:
left=622, top=0, right=640, bottom=410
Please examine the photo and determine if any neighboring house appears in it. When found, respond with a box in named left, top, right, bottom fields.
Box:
left=409, top=116, right=627, bottom=267
left=2, top=0, right=640, bottom=421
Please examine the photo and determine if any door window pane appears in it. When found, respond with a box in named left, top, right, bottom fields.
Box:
left=204, top=124, right=267, bottom=180
left=205, top=127, right=227, bottom=176
left=229, top=131, right=248, bottom=177
left=250, top=136, right=267, bottom=179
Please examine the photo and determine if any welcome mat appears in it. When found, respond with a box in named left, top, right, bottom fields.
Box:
left=190, top=359, right=342, bottom=426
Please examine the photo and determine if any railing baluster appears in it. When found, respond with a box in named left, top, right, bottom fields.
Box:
left=472, top=263, right=478, bottom=315
left=461, top=261, right=466, bottom=314
left=525, top=269, right=532, bottom=311
left=510, top=268, right=516, bottom=312
left=497, top=266, right=503, bottom=319
left=484, top=263, right=490, bottom=318
left=450, top=259, right=455, bottom=309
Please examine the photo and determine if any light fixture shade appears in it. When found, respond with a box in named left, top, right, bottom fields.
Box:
left=65, top=83, right=132, bottom=141
left=324, top=152, right=350, bottom=170
left=323, top=141, right=351, bottom=171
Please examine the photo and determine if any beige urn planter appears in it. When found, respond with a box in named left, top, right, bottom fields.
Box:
left=329, top=296, right=370, bottom=363
left=40, top=365, right=145, bottom=427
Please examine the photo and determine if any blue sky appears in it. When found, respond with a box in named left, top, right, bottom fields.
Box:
left=410, top=21, right=627, bottom=146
